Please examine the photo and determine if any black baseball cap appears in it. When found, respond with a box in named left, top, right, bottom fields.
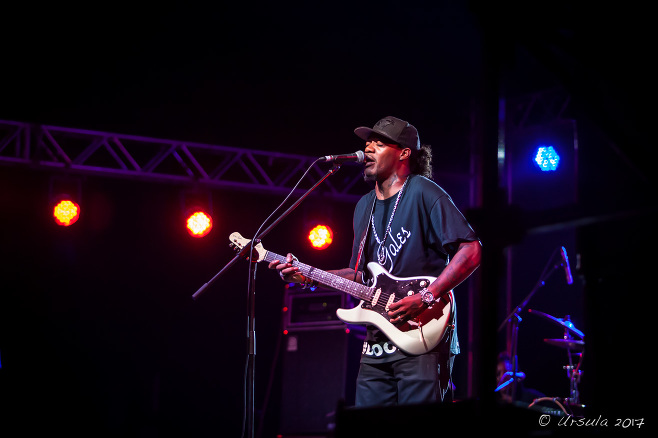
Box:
left=354, top=116, right=420, bottom=150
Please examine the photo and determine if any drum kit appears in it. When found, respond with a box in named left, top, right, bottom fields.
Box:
left=496, top=246, right=586, bottom=416
left=526, top=308, right=585, bottom=414
left=497, top=308, right=586, bottom=415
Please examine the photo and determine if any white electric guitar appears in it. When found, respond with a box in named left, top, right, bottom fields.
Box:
left=230, top=232, right=453, bottom=355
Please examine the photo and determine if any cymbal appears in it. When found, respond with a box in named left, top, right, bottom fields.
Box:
left=528, top=309, right=585, bottom=339
left=544, top=338, right=585, bottom=351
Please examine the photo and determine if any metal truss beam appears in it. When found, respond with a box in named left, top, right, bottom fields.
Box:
left=0, top=120, right=369, bottom=202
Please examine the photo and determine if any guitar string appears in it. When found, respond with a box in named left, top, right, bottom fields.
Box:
left=286, top=257, right=373, bottom=301
left=270, top=252, right=413, bottom=306
left=293, top=257, right=407, bottom=304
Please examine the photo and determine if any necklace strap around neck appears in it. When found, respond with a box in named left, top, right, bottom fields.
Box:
left=370, top=176, right=409, bottom=264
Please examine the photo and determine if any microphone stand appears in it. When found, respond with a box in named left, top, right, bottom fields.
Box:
left=191, top=162, right=343, bottom=438
left=497, top=247, right=561, bottom=404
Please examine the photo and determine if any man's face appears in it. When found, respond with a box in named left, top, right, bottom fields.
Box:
left=363, top=135, right=405, bottom=182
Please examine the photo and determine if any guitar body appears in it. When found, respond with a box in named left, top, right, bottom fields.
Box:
left=336, top=262, right=452, bottom=355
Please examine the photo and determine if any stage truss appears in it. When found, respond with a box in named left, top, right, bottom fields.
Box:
left=0, top=120, right=370, bottom=202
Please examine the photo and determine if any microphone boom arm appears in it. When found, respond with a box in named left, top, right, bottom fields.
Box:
left=191, top=162, right=342, bottom=300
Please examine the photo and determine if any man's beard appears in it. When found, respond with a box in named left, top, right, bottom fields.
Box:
left=362, top=166, right=376, bottom=182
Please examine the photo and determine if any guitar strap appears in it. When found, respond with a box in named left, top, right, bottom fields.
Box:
left=353, top=193, right=376, bottom=282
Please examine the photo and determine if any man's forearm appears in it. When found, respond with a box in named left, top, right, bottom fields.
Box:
left=429, top=240, right=482, bottom=299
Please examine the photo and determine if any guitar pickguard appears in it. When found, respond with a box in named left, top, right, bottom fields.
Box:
left=360, top=272, right=430, bottom=323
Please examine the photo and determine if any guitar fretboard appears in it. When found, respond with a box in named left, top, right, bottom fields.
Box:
left=264, top=251, right=373, bottom=301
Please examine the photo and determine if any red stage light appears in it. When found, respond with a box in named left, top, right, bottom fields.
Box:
left=186, top=210, right=213, bottom=237
left=308, top=224, right=333, bottom=250
left=53, top=199, right=80, bottom=226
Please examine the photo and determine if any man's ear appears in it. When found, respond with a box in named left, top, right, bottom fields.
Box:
left=399, top=148, right=412, bottom=161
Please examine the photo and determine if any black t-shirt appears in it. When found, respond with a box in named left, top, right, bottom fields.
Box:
left=348, top=174, right=478, bottom=363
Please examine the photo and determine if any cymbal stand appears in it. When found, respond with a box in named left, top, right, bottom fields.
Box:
left=561, top=318, right=584, bottom=407
left=497, top=247, right=562, bottom=403
left=535, top=319, right=585, bottom=416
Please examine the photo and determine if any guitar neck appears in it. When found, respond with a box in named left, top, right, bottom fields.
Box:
left=263, top=251, right=372, bottom=301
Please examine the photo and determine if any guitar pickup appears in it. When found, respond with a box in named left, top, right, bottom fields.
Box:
left=371, top=288, right=381, bottom=306
left=385, top=294, right=395, bottom=311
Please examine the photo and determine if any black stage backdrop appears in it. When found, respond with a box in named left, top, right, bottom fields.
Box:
left=1, top=2, right=656, bottom=436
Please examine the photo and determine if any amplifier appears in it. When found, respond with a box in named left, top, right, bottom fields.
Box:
left=283, top=285, right=352, bottom=331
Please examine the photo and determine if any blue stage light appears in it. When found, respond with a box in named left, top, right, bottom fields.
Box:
left=534, top=146, right=560, bottom=171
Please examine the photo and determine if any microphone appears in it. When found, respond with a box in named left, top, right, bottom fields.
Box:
left=320, top=150, right=365, bottom=163
left=560, top=246, right=574, bottom=285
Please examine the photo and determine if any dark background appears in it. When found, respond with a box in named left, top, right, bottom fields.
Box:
left=1, top=1, right=656, bottom=436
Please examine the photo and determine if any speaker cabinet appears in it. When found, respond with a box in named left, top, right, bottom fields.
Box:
left=279, top=326, right=362, bottom=436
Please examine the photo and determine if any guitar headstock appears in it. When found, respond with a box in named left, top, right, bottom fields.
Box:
left=229, top=232, right=267, bottom=262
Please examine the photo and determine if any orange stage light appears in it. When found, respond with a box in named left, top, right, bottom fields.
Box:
left=186, top=210, right=213, bottom=237
left=53, top=199, right=80, bottom=226
left=308, top=224, right=333, bottom=250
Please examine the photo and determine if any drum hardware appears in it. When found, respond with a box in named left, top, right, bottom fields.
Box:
left=495, top=370, right=526, bottom=392
left=527, top=396, right=585, bottom=417
left=529, top=309, right=585, bottom=409
left=543, top=339, right=585, bottom=351
left=528, top=397, right=570, bottom=416
left=528, top=309, right=584, bottom=339
left=497, top=246, right=576, bottom=405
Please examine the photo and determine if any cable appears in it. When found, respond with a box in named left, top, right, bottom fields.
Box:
left=240, top=353, right=249, bottom=438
